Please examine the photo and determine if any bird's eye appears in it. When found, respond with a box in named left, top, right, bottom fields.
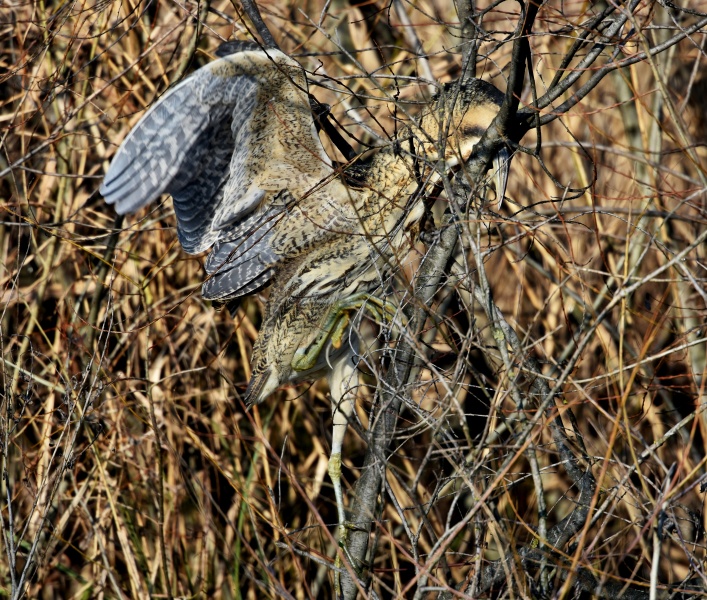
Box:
left=461, top=125, right=484, bottom=138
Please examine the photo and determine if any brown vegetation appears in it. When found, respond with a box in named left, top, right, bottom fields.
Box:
left=1, top=0, right=707, bottom=598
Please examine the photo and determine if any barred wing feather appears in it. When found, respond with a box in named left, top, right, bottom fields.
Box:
left=101, top=47, right=334, bottom=299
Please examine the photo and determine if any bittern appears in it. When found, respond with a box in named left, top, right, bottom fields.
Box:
left=101, top=41, right=509, bottom=537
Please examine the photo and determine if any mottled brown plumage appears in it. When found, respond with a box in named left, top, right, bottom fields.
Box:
left=101, top=42, right=509, bottom=530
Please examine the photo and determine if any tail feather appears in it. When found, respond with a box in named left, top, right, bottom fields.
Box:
left=244, top=367, right=277, bottom=406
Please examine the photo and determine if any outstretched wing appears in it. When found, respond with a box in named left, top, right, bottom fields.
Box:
left=101, top=44, right=334, bottom=298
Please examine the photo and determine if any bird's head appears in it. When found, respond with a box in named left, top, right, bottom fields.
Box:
left=411, top=79, right=509, bottom=202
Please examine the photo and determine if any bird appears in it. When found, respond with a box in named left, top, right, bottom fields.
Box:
left=101, top=39, right=509, bottom=536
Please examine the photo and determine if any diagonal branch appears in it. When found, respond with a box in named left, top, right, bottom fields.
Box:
left=338, top=2, right=539, bottom=596
left=237, top=0, right=279, bottom=49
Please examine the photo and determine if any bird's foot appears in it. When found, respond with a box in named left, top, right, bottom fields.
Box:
left=329, top=292, right=405, bottom=348
left=292, top=292, right=404, bottom=372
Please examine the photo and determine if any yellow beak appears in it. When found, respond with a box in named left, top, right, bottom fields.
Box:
left=492, top=147, right=510, bottom=208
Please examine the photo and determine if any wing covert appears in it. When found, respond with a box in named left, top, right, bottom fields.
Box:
left=102, top=46, right=337, bottom=296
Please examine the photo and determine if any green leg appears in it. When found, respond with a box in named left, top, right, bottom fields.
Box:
left=291, top=292, right=404, bottom=373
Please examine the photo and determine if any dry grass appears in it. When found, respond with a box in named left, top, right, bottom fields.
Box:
left=1, top=0, right=707, bottom=598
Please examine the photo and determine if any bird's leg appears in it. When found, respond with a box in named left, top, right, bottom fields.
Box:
left=329, top=390, right=354, bottom=534
left=329, top=293, right=403, bottom=348
left=327, top=350, right=362, bottom=595
left=330, top=395, right=357, bottom=596
left=292, top=292, right=404, bottom=372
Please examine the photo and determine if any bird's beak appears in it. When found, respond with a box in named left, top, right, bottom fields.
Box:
left=492, top=147, right=510, bottom=209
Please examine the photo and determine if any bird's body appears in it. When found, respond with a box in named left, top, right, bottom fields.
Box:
left=101, top=41, right=508, bottom=531
left=245, top=144, right=429, bottom=402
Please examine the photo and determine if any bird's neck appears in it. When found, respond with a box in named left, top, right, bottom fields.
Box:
left=355, top=136, right=428, bottom=199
